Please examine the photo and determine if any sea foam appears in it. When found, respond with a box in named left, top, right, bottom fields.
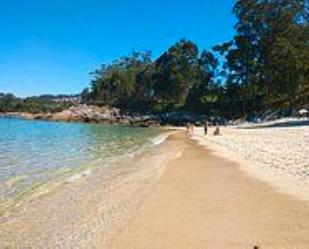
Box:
left=151, top=133, right=170, bottom=145
left=66, top=169, right=92, bottom=183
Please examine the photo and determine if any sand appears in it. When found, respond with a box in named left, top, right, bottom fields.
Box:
left=1, top=131, right=309, bottom=248
left=192, top=125, right=309, bottom=201
left=107, top=133, right=309, bottom=248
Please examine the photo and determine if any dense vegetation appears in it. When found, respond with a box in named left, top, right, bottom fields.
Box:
left=87, top=0, right=309, bottom=119
left=0, top=93, right=76, bottom=114
left=86, top=44, right=220, bottom=114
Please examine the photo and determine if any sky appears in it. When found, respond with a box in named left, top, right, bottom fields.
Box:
left=0, top=0, right=236, bottom=97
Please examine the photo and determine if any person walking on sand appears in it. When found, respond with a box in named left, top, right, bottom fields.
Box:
left=204, top=120, right=208, bottom=135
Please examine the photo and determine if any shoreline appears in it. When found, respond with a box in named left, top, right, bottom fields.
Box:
left=1, top=129, right=309, bottom=247
left=0, top=129, right=175, bottom=217
left=0, top=131, right=183, bottom=248
left=0, top=107, right=161, bottom=127
left=107, top=133, right=309, bottom=248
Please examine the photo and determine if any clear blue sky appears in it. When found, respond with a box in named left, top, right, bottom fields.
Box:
left=0, top=0, right=236, bottom=97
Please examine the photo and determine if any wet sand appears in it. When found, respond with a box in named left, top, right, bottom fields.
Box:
left=107, top=133, right=309, bottom=248
left=0, top=133, right=183, bottom=248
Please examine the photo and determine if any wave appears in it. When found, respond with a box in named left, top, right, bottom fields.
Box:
left=150, top=132, right=171, bottom=145
left=65, top=169, right=93, bottom=183
left=49, top=132, right=171, bottom=186
left=0, top=126, right=166, bottom=215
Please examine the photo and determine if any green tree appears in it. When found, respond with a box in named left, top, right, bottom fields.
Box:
left=186, top=50, right=220, bottom=114
left=90, top=51, right=153, bottom=111
left=152, top=39, right=200, bottom=111
left=219, top=0, right=309, bottom=117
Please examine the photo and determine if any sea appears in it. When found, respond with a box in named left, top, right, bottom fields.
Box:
left=0, top=116, right=165, bottom=214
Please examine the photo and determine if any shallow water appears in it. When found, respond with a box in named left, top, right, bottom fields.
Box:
left=0, top=117, right=161, bottom=213
left=0, top=119, right=179, bottom=248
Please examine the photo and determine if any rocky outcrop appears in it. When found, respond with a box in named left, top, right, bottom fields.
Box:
left=33, top=105, right=160, bottom=127
left=1, top=107, right=220, bottom=126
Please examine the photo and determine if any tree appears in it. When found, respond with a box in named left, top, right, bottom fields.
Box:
left=90, top=51, right=153, bottom=111
left=152, top=39, right=200, bottom=111
left=0, top=93, right=20, bottom=112
left=219, top=0, right=309, bottom=117
left=186, top=50, right=220, bottom=114
left=80, top=88, right=90, bottom=103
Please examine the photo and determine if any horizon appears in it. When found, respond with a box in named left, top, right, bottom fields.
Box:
left=0, top=0, right=235, bottom=97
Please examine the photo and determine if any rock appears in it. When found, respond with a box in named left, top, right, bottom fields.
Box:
left=1, top=105, right=160, bottom=127
left=39, top=105, right=159, bottom=127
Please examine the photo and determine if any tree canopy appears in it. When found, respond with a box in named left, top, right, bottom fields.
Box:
left=89, top=39, right=220, bottom=114
left=0, top=93, right=75, bottom=114
left=87, top=0, right=308, bottom=119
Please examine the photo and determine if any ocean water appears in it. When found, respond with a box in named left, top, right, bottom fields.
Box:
left=0, top=117, right=162, bottom=213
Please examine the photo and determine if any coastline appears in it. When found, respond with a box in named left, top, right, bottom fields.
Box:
left=0, top=130, right=182, bottom=248
left=1, top=130, right=309, bottom=247
left=0, top=105, right=160, bottom=127
left=107, top=132, right=309, bottom=248
left=0, top=118, right=170, bottom=216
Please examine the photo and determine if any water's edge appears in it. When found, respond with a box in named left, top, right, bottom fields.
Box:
left=0, top=117, right=167, bottom=215
left=0, top=123, right=182, bottom=248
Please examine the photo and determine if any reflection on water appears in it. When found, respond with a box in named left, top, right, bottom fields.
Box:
left=0, top=117, right=160, bottom=212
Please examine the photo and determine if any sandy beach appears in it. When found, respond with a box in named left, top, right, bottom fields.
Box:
left=1, top=130, right=309, bottom=248
left=105, top=132, right=309, bottom=248
left=192, top=125, right=309, bottom=201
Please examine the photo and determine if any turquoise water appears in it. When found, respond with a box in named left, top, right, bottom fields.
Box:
left=0, top=117, right=161, bottom=212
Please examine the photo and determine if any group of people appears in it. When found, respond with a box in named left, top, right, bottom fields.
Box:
left=186, top=120, right=221, bottom=136
left=204, top=120, right=221, bottom=136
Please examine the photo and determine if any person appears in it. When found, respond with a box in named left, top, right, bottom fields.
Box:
left=190, top=123, right=194, bottom=133
left=204, top=120, right=208, bottom=135
left=213, top=125, right=221, bottom=136
left=186, top=122, right=190, bottom=132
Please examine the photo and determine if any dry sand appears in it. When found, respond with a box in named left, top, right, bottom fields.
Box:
left=107, top=133, right=309, bottom=248
left=192, top=126, right=309, bottom=201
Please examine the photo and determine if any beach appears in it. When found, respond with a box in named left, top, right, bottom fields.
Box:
left=105, top=132, right=309, bottom=248
left=2, top=0, right=308, bottom=247
left=192, top=125, right=309, bottom=201
left=1, top=128, right=309, bottom=248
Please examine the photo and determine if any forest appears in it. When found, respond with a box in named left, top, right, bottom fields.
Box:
left=0, top=93, right=75, bottom=113
left=85, top=0, right=309, bottom=119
